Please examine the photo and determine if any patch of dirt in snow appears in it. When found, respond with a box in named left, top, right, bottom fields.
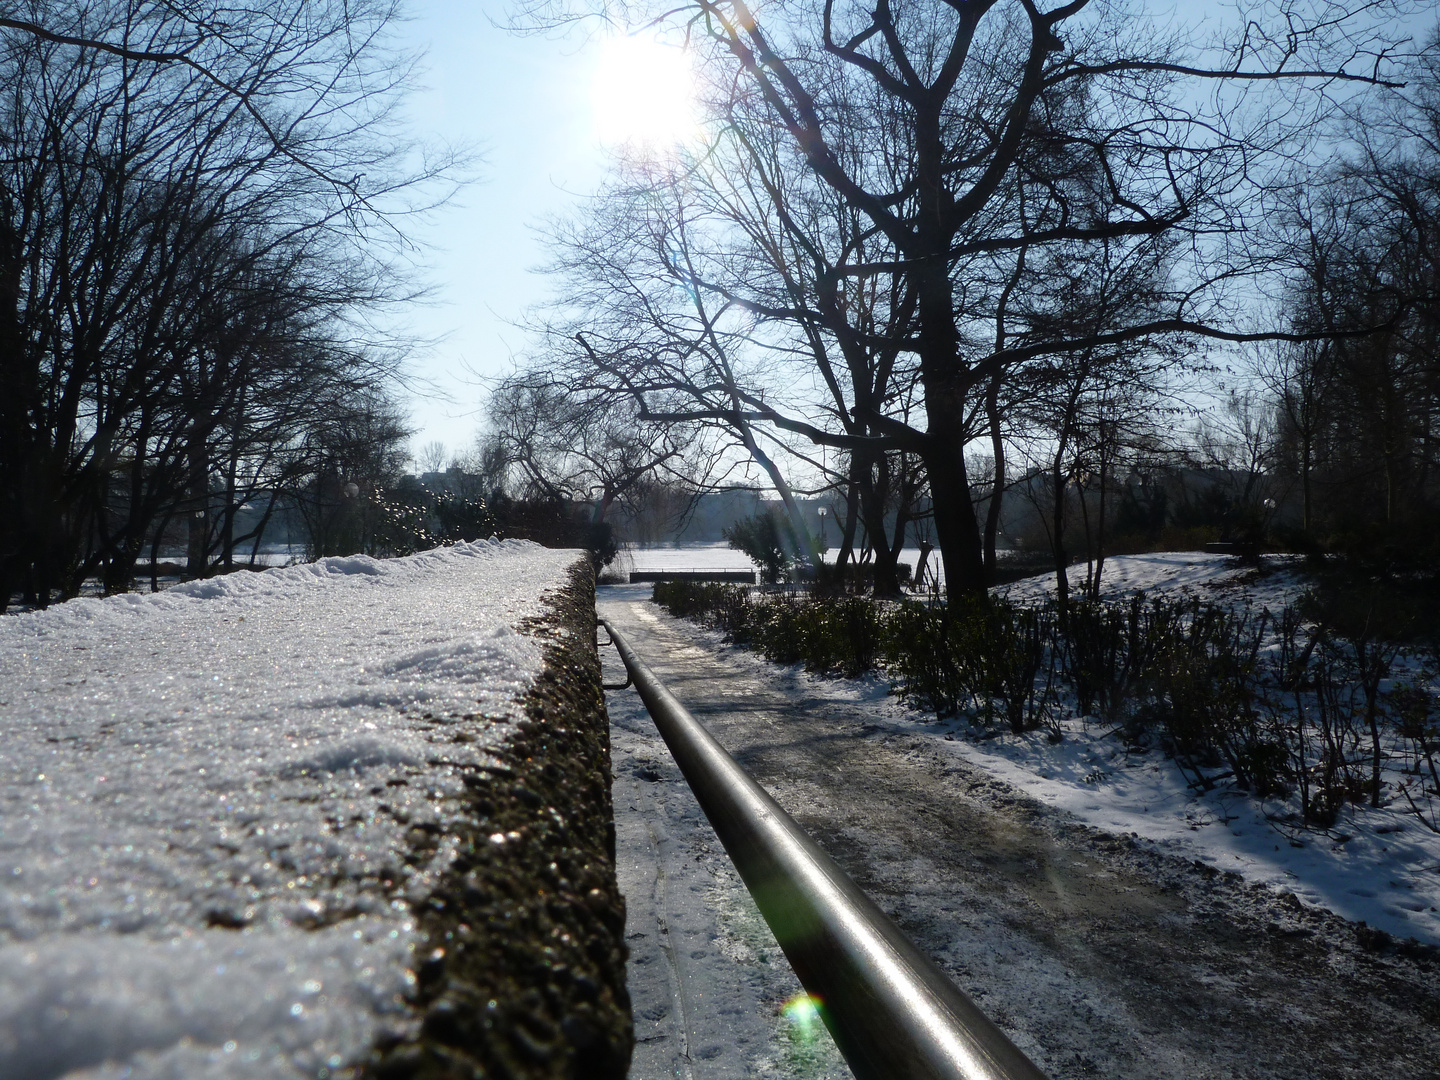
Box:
left=600, top=584, right=1440, bottom=1080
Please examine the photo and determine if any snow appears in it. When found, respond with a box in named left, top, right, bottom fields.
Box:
left=648, top=550, right=1440, bottom=948
left=606, top=577, right=1440, bottom=1077
left=602, top=601, right=852, bottom=1079
left=976, top=553, right=1440, bottom=945
left=942, top=724, right=1440, bottom=944
left=0, top=539, right=581, bottom=1080
left=995, top=549, right=1305, bottom=609
left=613, top=542, right=759, bottom=576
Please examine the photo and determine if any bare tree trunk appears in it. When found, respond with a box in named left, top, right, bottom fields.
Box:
left=1091, top=434, right=1111, bottom=602
left=983, top=374, right=1006, bottom=579
left=1051, top=452, right=1071, bottom=619
left=1301, top=431, right=1313, bottom=536
left=186, top=430, right=209, bottom=577
left=837, top=457, right=861, bottom=573
left=248, top=487, right=283, bottom=567
left=924, top=434, right=988, bottom=596
left=0, top=208, right=26, bottom=613
left=861, top=493, right=901, bottom=596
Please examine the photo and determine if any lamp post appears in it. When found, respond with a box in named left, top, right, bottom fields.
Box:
left=817, top=505, right=827, bottom=546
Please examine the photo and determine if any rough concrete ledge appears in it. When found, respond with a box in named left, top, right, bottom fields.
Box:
left=366, top=559, right=631, bottom=1079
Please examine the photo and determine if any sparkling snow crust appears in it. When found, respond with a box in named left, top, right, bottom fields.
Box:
left=0, top=540, right=580, bottom=1079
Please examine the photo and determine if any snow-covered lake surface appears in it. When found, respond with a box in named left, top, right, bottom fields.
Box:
left=616, top=541, right=951, bottom=581
left=615, top=542, right=759, bottom=575
left=0, top=540, right=578, bottom=1080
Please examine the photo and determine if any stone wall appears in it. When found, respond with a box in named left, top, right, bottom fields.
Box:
left=367, top=560, right=631, bottom=1079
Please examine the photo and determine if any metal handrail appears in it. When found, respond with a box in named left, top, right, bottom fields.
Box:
left=599, top=617, right=1048, bottom=1080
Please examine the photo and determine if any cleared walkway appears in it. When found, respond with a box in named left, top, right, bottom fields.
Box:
left=601, top=584, right=1440, bottom=1080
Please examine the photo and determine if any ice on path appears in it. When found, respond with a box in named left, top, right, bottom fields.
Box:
left=0, top=539, right=580, bottom=1079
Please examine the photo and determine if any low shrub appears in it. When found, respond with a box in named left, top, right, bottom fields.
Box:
left=986, top=601, right=1059, bottom=736
left=881, top=600, right=982, bottom=721
left=652, top=581, right=745, bottom=623
left=810, top=595, right=886, bottom=677
left=1063, top=594, right=1186, bottom=720
left=759, top=596, right=811, bottom=660
left=1131, top=602, right=1277, bottom=793
left=883, top=597, right=1057, bottom=733
left=650, top=573, right=1440, bottom=834
left=652, top=583, right=882, bottom=677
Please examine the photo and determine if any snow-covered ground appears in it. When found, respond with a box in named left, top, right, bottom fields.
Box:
left=940, top=722, right=1440, bottom=942
left=652, top=550, right=1440, bottom=948
left=995, top=549, right=1303, bottom=608
left=967, top=553, right=1440, bottom=945
left=606, top=581, right=1440, bottom=1078
left=0, top=540, right=579, bottom=1080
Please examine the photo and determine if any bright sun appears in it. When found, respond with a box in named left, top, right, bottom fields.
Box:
left=590, top=34, right=700, bottom=149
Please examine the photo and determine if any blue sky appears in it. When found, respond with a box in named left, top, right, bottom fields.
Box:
left=390, top=2, right=1433, bottom=465
left=389, top=1, right=1242, bottom=464
left=394, top=3, right=610, bottom=464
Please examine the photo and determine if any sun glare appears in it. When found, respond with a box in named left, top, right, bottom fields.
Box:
left=590, top=34, right=700, bottom=149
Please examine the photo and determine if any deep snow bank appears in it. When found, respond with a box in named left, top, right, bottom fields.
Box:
left=0, top=540, right=629, bottom=1079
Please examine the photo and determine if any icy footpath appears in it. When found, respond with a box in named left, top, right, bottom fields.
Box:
left=0, top=540, right=578, bottom=1080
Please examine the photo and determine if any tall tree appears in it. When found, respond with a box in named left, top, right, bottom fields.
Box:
left=1269, top=30, right=1440, bottom=554
left=0, top=0, right=449, bottom=608
left=523, top=0, right=1419, bottom=593
left=481, top=371, right=717, bottom=523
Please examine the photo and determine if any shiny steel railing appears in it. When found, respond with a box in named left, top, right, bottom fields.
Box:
left=598, top=617, right=1048, bottom=1080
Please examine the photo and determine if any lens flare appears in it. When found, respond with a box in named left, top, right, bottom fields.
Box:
left=780, top=992, right=824, bottom=1040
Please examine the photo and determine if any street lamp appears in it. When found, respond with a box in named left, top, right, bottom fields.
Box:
left=817, top=505, right=827, bottom=545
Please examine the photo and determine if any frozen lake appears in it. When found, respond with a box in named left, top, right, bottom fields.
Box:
left=614, top=542, right=945, bottom=584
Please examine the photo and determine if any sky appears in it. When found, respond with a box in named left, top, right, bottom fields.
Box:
left=388, top=1, right=1434, bottom=467
left=386, top=0, right=1242, bottom=465
left=390, top=4, right=605, bottom=465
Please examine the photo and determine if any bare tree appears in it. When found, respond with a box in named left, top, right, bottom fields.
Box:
left=481, top=368, right=718, bottom=524
left=526, top=168, right=831, bottom=566
left=416, top=440, right=450, bottom=474
left=1188, top=387, right=1280, bottom=537
left=531, top=101, right=929, bottom=589
left=0, top=0, right=453, bottom=608
left=519, top=0, right=1420, bottom=593
left=287, top=389, right=412, bottom=559
left=1263, top=32, right=1440, bottom=553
